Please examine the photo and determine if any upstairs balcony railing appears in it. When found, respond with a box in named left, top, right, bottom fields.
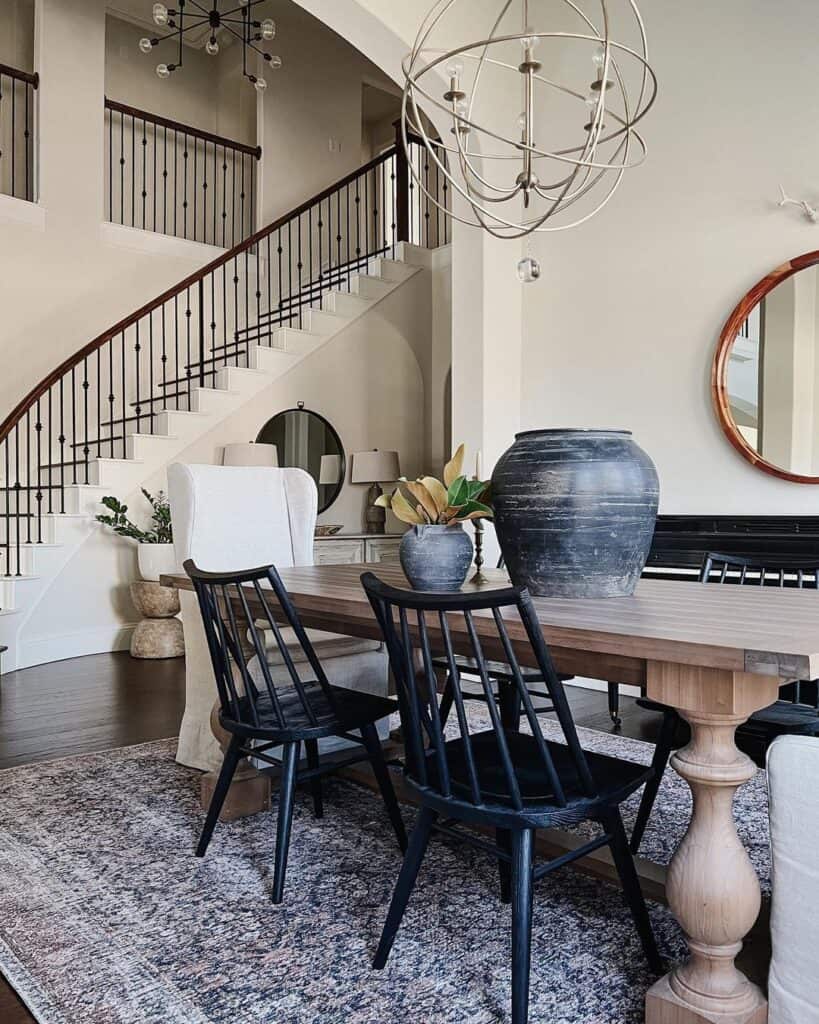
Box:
left=0, top=63, right=38, bottom=203
left=104, top=97, right=261, bottom=248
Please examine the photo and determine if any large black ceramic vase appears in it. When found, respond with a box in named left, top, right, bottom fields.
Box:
left=492, top=429, right=659, bottom=598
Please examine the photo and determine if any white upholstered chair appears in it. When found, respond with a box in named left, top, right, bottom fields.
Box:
left=168, top=463, right=389, bottom=772
left=767, top=734, right=819, bottom=1024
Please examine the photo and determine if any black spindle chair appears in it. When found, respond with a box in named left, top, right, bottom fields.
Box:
left=361, top=573, right=662, bottom=1024
left=629, top=552, right=819, bottom=854
left=185, top=559, right=407, bottom=903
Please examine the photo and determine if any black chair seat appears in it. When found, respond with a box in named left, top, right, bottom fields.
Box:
left=743, top=700, right=819, bottom=736
left=416, top=729, right=652, bottom=825
left=224, top=681, right=399, bottom=741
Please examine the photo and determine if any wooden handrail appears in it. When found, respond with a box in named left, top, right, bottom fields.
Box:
left=0, top=63, right=39, bottom=88
left=104, top=97, right=261, bottom=159
left=0, top=145, right=400, bottom=444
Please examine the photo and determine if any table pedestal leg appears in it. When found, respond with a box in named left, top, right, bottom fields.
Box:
left=645, top=663, right=779, bottom=1024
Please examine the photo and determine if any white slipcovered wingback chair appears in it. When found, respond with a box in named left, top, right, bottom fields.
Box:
left=767, top=734, right=819, bottom=1024
left=168, top=463, right=387, bottom=771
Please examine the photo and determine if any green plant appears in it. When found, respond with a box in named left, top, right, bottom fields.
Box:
left=375, top=444, right=493, bottom=527
left=95, top=489, right=173, bottom=544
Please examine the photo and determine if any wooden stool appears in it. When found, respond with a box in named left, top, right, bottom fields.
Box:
left=130, top=581, right=184, bottom=659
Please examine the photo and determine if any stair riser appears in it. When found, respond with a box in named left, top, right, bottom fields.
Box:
left=305, top=310, right=344, bottom=335
left=324, top=292, right=373, bottom=317
left=350, top=275, right=393, bottom=300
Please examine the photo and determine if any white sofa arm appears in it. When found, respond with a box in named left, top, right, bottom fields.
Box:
left=768, top=734, right=819, bottom=1024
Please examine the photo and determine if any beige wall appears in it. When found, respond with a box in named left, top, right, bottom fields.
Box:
left=104, top=14, right=256, bottom=146
left=259, top=0, right=396, bottom=222
left=0, top=0, right=34, bottom=70
left=522, top=0, right=819, bottom=514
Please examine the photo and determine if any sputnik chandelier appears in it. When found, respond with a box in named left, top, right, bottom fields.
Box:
left=402, top=0, right=657, bottom=281
left=140, top=2, right=282, bottom=92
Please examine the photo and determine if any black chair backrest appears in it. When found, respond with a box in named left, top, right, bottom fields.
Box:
left=185, top=558, right=340, bottom=730
left=700, top=552, right=819, bottom=589
left=361, top=572, right=597, bottom=810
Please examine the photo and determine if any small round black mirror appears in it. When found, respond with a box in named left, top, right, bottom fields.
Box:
left=256, top=404, right=346, bottom=513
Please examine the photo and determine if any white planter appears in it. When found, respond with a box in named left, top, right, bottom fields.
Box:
left=137, top=543, right=177, bottom=583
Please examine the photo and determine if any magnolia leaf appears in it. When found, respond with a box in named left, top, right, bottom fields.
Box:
left=420, top=476, right=448, bottom=516
left=443, top=443, right=465, bottom=488
left=406, top=481, right=439, bottom=523
left=391, top=489, right=424, bottom=525
left=449, top=500, right=493, bottom=524
left=466, top=479, right=491, bottom=501
left=446, top=475, right=470, bottom=510
left=374, top=493, right=393, bottom=509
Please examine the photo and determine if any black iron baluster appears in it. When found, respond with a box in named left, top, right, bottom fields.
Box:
left=108, top=343, right=115, bottom=459
left=163, top=125, right=168, bottom=235
left=11, top=77, right=16, bottom=198
left=120, top=330, right=126, bottom=459
left=297, top=215, right=303, bottom=327
left=25, top=409, right=31, bottom=546
left=58, top=377, right=65, bottom=513
left=131, top=113, right=136, bottom=227
left=173, top=127, right=178, bottom=237
left=193, top=135, right=198, bottom=241
left=152, top=120, right=157, bottom=232
left=35, top=399, right=42, bottom=544
left=141, top=116, right=148, bottom=230
left=120, top=110, right=125, bottom=225
left=185, top=287, right=192, bottom=408
left=24, top=79, right=31, bottom=201
left=174, top=293, right=180, bottom=411
left=3, top=440, right=9, bottom=579
left=198, top=279, right=206, bottom=386
left=82, top=357, right=90, bottom=485
left=210, top=273, right=217, bottom=379
left=213, top=142, right=217, bottom=245
left=277, top=228, right=283, bottom=330
left=13, top=424, right=20, bottom=574
left=47, top=388, right=53, bottom=514
left=148, top=311, right=155, bottom=434
left=161, top=302, right=168, bottom=410
left=183, top=133, right=189, bottom=239
left=222, top=145, right=228, bottom=247
left=233, top=257, right=239, bottom=365
left=70, top=367, right=77, bottom=485
left=240, top=152, right=246, bottom=242
left=287, top=221, right=293, bottom=326
left=134, top=321, right=142, bottom=438
left=108, top=105, right=113, bottom=220
left=96, top=349, right=101, bottom=460
left=266, top=233, right=272, bottom=341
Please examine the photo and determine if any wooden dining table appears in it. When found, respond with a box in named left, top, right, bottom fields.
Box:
left=163, top=561, right=819, bottom=1024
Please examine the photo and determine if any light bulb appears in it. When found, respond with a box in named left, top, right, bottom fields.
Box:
left=517, top=111, right=527, bottom=130
left=455, top=98, right=469, bottom=117
left=265, top=54, right=282, bottom=69
left=206, top=37, right=219, bottom=56
left=592, top=45, right=606, bottom=68
left=520, top=31, right=538, bottom=52
left=585, top=90, right=599, bottom=106
left=156, top=63, right=170, bottom=79
left=261, top=18, right=276, bottom=40
left=139, top=37, right=153, bottom=54
left=445, top=58, right=464, bottom=79
left=253, top=76, right=267, bottom=92
left=517, top=255, right=541, bottom=283
left=152, top=3, right=168, bottom=26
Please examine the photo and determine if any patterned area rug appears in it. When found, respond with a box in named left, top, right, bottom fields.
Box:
left=0, top=722, right=769, bottom=1024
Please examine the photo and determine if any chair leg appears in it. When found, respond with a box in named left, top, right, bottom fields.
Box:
left=361, top=723, right=408, bottom=853
left=510, top=829, right=535, bottom=1024
left=604, top=808, right=664, bottom=974
left=196, top=733, right=242, bottom=858
left=271, top=741, right=300, bottom=905
left=373, top=806, right=437, bottom=969
left=607, top=681, right=622, bottom=729
left=496, top=828, right=512, bottom=904
left=630, top=709, right=677, bottom=855
left=305, top=739, right=323, bottom=819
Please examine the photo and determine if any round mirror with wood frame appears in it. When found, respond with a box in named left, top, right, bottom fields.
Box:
left=713, top=249, right=819, bottom=484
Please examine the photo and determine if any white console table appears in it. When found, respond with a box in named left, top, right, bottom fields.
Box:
left=313, top=532, right=403, bottom=566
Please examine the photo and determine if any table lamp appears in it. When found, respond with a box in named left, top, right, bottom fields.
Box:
left=351, top=450, right=400, bottom=534
left=222, top=442, right=279, bottom=467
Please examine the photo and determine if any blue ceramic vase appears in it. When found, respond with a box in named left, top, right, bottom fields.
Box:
left=399, top=524, right=474, bottom=592
left=492, top=428, right=659, bottom=598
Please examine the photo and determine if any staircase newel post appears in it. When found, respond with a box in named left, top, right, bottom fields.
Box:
left=394, top=120, right=410, bottom=246
left=198, top=278, right=206, bottom=387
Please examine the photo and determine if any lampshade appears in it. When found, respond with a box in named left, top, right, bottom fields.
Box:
left=222, top=442, right=279, bottom=467
left=319, top=454, right=342, bottom=485
left=351, top=449, right=400, bottom=483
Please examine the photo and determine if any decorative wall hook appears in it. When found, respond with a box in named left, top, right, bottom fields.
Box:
left=777, top=184, right=819, bottom=223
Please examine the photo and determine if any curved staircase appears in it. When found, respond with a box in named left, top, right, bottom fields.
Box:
left=0, top=139, right=447, bottom=672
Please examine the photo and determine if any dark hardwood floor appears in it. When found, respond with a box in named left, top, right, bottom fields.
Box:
left=0, top=653, right=660, bottom=1024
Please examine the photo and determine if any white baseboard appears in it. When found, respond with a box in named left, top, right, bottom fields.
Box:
left=18, top=622, right=137, bottom=670
left=566, top=676, right=641, bottom=699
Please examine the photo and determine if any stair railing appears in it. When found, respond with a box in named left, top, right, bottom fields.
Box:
left=0, top=63, right=38, bottom=203
left=104, top=97, right=261, bottom=248
left=0, top=135, right=449, bottom=579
